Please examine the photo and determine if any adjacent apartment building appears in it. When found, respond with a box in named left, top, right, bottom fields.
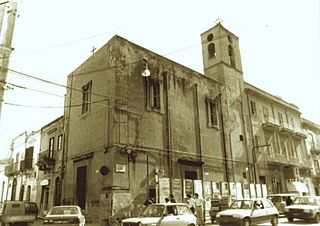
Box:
left=4, top=131, right=40, bottom=202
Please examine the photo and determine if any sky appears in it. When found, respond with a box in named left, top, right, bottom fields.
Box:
left=0, top=0, right=319, bottom=158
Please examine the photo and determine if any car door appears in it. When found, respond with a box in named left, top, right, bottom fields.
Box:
left=160, top=205, right=185, bottom=226
left=251, top=200, right=266, bottom=224
left=262, top=199, right=277, bottom=222
left=176, top=205, right=196, bottom=225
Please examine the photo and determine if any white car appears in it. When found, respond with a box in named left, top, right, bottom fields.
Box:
left=43, top=205, right=85, bottom=226
left=121, top=203, right=197, bottom=226
left=216, top=198, right=279, bottom=226
left=284, top=196, right=320, bottom=223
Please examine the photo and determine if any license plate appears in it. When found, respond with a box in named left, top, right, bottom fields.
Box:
left=55, top=220, right=68, bottom=223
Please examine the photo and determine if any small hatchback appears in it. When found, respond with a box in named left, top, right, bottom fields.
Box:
left=43, top=205, right=85, bottom=226
left=121, top=203, right=197, bottom=226
left=284, top=196, right=320, bottom=223
left=216, top=198, right=279, bottom=226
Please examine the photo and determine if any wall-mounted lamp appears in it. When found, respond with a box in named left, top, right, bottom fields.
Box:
left=141, top=57, right=151, bottom=77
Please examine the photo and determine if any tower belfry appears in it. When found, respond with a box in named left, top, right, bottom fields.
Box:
left=0, top=1, right=17, bottom=119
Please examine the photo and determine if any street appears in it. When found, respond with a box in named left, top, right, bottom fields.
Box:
left=30, top=217, right=320, bottom=226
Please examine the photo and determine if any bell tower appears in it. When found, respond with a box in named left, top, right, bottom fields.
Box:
left=201, top=22, right=243, bottom=83
left=201, top=22, right=252, bottom=184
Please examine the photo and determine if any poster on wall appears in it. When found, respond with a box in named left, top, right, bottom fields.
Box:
left=159, top=177, right=170, bottom=203
left=194, top=180, right=203, bottom=197
left=261, top=184, right=268, bottom=197
left=249, top=183, right=256, bottom=198
left=212, top=182, right=221, bottom=197
left=256, top=184, right=262, bottom=198
left=229, top=182, right=236, bottom=198
left=221, top=182, right=229, bottom=197
left=171, top=178, right=182, bottom=202
left=243, top=183, right=250, bottom=199
left=203, top=182, right=212, bottom=197
left=183, top=179, right=194, bottom=198
left=236, top=182, right=243, bottom=199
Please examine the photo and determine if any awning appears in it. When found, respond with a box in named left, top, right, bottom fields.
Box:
left=287, top=181, right=309, bottom=193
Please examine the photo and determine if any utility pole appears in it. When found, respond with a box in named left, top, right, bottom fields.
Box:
left=0, top=1, right=18, bottom=119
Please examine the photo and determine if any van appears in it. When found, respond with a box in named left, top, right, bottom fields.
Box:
left=267, top=193, right=299, bottom=214
left=1, top=201, right=36, bottom=226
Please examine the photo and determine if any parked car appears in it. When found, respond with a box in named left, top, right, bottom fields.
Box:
left=0, top=200, right=36, bottom=226
left=267, top=193, right=299, bottom=214
left=24, top=201, right=38, bottom=219
left=215, top=198, right=279, bottom=226
left=43, top=205, right=85, bottom=226
left=284, top=195, right=320, bottom=223
left=121, top=203, right=197, bottom=226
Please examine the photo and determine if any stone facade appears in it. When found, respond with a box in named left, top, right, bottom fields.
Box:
left=4, top=131, right=40, bottom=203
left=36, top=116, right=64, bottom=216
left=302, top=118, right=320, bottom=195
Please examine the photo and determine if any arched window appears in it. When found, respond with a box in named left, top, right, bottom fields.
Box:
left=26, top=186, right=31, bottom=201
left=19, top=185, right=25, bottom=201
left=208, top=43, right=216, bottom=58
left=228, top=45, right=235, bottom=67
left=11, top=178, right=17, bottom=201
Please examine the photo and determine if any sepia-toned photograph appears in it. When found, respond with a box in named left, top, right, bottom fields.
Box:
left=0, top=1, right=319, bottom=225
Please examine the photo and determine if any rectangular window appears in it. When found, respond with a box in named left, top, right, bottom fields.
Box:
left=49, top=137, right=55, bottom=158
left=254, top=135, right=261, bottom=147
left=290, top=117, right=295, bottom=129
left=262, top=106, right=269, bottom=119
left=82, top=81, right=92, bottom=114
left=151, top=81, right=160, bottom=110
left=57, top=135, right=63, bottom=151
left=250, top=101, right=257, bottom=115
left=206, top=98, right=218, bottom=127
left=278, top=112, right=283, bottom=126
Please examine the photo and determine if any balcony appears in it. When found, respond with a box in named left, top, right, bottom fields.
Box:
left=288, top=157, right=300, bottom=167
left=279, top=122, right=294, bottom=136
left=4, top=162, right=19, bottom=176
left=267, top=153, right=289, bottom=166
left=262, top=116, right=280, bottom=131
left=310, top=143, right=320, bottom=155
left=312, top=169, right=320, bottom=178
left=293, top=128, right=307, bottom=139
left=37, top=150, right=56, bottom=171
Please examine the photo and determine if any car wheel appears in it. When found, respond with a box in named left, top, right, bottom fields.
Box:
left=314, top=213, right=320, bottom=223
left=242, top=218, right=251, bottom=226
left=271, top=215, right=278, bottom=226
left=287, top=217, right=294, bottom=222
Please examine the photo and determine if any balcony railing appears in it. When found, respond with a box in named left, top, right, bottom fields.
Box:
left=310, top=143, right=320, bottom=155
left=293, top=128, right=307, bottom=139
left=4, top=162, right=19, bottom=176
left=267, top=153, right=289, bottom=165
left=262, top=117, right=280, bottom=131
left=279, top=122, right=294, bottom=135
left=37, top=150, right=56, bottom=171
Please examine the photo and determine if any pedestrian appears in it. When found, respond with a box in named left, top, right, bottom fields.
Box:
left=165, top=198, right=170, bottom=203
left=194, top=193, right=204, bottom=226
left=286, top=196, right=293, bottom=206
left=186, top=194, right=195, bottom=214
left=169, top=194, right=176, bottom=203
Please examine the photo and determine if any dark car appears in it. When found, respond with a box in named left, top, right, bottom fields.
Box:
left=24, top=201, right=38, bottom=218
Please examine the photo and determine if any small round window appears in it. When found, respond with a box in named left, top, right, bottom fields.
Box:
left=207, top=33, right=214, bottom=42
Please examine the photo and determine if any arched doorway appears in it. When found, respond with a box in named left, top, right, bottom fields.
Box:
left=54, top=177, right=61, bottom=206
left=19, top=185, right=25, bottom=201
left=11, top=178, right=17, bottom=201
left=26, top=185, right=31, bottom=201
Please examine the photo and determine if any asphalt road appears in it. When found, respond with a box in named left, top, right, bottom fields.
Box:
left=31, top=217, right=319, bottom=226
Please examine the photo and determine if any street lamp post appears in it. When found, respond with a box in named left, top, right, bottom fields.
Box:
left=252, top=144, right=270, bottom=196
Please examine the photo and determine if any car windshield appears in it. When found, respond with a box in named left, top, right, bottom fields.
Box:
left=139, top=205, right=164, bottom=217
left=293, top=197, right=317, bottom=205
left=49, top=206, right=79, bottom=215
left=230, top=200, right=252, bottom=209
